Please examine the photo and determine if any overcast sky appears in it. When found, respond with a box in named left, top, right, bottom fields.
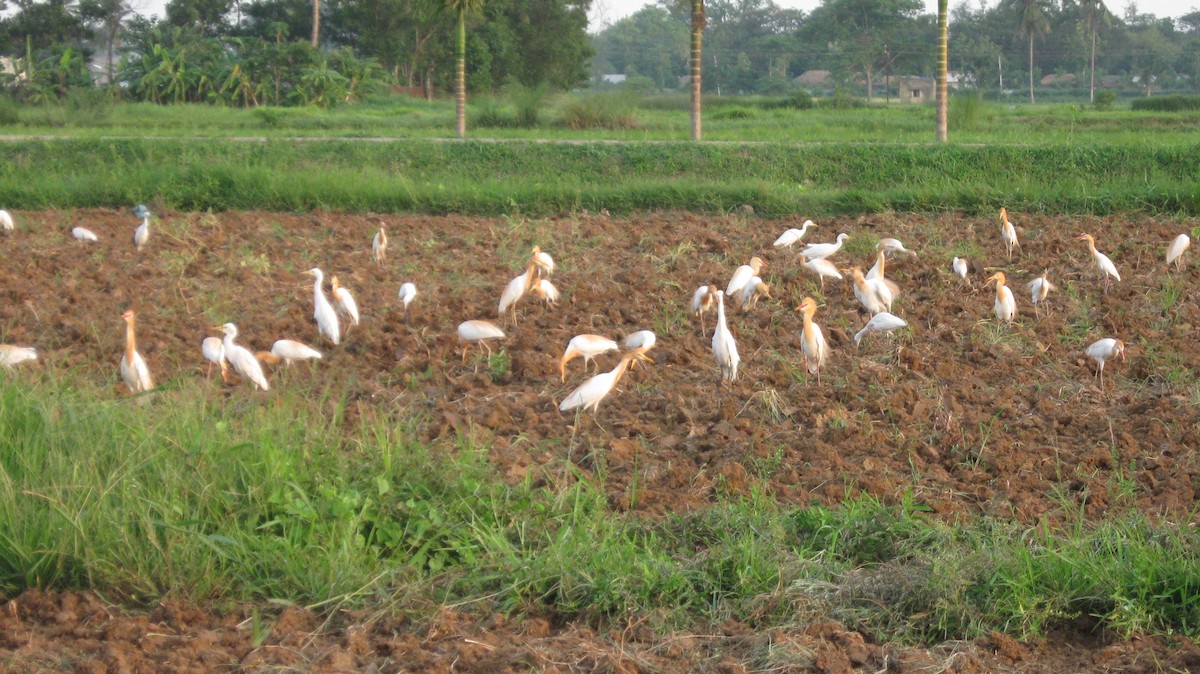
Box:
left=587, top=0, right=1195, bottom=31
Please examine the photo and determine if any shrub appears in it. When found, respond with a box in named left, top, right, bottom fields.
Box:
left=786, top=88, right=814, bottom=110
left=712, top=107, right=757, bottom=120
left=510, top=83, right=548, bottom=129
left=819, top=91, right=867, bottom=110
left=0, top=95, right=19, bottom=126
left=1130, top=95, right=1200, bottom=112
left=950, top=94, right=984, bottom=130
left=1093, top=89, right=1116, bottom=111
left=558, top=94, right=639, bottom=130
left=474, top=97, right=511, bottom=128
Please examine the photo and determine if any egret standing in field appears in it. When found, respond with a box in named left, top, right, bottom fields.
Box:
left=988, top=272, right=1017, bottom=322
left=559, top=334, right=620, bottom=382
left=773, top=220, right=817, bottom=248
left=726, top=256, right=766, bottom=302
left=952, top=257, right=970, bottom=284
left=802, top=258, right=843, bottom=290
left=0, top=345, right=37, bottom=368
left=1026, top=270, right=1054, bottom=318
left=1167, top=234, right=1191, bottom=272
left=0, top=210, right=12, bottom=233
left=71, top=226, right=99, bottom=242
left=691, top=284, right=718, bottom=335
left=739, top=276, right=771, bottom=310
left=398, top=282, right=417, bottom=323
left=457, top=320, right=506, bottom=362
left=796, top=297, right=828, bottom=385
left=623, top=329, right=657, bottom=371
left=853, top=312, right=908, bottom=347
left=371, top=222, right=387, bottom=267
left=498, top=261, right=537, bottom=325
left=216, top=323, right=270, bottom=391
left=304, top=268, right=340, bottom=345
left=531, top=246, right=555, bottom=277
left=865, top=249, right=888, bottom=281
left=119, top=310, right=153, bottom=394
left=1077, top=233, right=1121, bottom=292
left=201, top=335, right=228, bottom=383
left=267, top=339, right=323, bottom=366
left=133, top=210, right=151, bottom=252
left=800, top=233, right=850, bottom=262
left=712, top=290, right=739, bottom=384
left=1000, top=207, right=1019, bottom=259
left=851, top=267, right=895, bottom=315
left=532, top=278, right=560, bottom=307
left=876, top=237, right=915, bottom=257
left=1086, top=337, right=1125, bottom=387
left=330, top=276, right=360, bottom=332
left=559, top=350, right=652, bottom=416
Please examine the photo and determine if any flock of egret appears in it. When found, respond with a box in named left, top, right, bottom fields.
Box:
left=0, top=207, right=1194, bottom=418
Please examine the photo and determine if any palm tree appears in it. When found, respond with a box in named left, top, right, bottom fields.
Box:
left=689, top=0, right=706, bottom=141
left=445, top=0, right=484, bottom=138
left=1080, top=0, right=1112, bottom=103
left=935, top=0, right=948, bottom=142
left=312, top=0, right=320, bottom=47
left=79, top=0, right=133, bottom=84
left=1013, top=0, right=1050, bottom=104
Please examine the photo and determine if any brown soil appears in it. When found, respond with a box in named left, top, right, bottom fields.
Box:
left=2, top=209, right=1199, bottom=670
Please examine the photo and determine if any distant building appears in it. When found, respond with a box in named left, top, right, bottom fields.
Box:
left=896, top=76, right=934, bottom=103
left=1040, top=73, right=1076, bottom=87
left=602, top=74, right=627, bottom=85
left=793, top=70, right=831, bottom=87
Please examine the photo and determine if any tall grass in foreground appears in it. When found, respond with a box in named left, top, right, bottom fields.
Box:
left=1, top=374, right=1199, bottom=641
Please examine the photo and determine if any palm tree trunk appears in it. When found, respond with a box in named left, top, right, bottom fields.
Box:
left=311, top=0, right=320, bottom=47
left=1028, top=33, right=1035, bottom=104
left=689, top=0, right=705, bottom=142
left=1089, top=27, right=1096, bottom=103
left=935, top=0, right=948, bottom=141
left=456, top=9, right=466, bottom=138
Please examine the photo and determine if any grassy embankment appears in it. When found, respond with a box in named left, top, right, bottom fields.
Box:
left=2, top=373, right=1199, bottom=642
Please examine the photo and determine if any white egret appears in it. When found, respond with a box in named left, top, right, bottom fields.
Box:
left=458, top=320, right=506, bottom=361
left=988, top=272, right=1017, bottom=322
left=773, top=220, right=817, bottom=248
left=531, top=246, right=555, bottom=277
left=726, top=256, right=766, bottom=301
left=559, top=350, right=652, bottom=415
left=201, top=336, right=228, bottom=382
left=802, top=258, right=842, bottom=290
left=0, top=210, right=12, bottom=232
left=532, top=278, right=560, bottom=306
left=739, top=276, right=771, bottom=310
left=398, top=282, right=417, bottom=323
left=119, top=310, right=153, bottom=394
left=134, top=212, right=150, bottom=252
left=216, top=323, right=270, bottom=391
left=330, top=276, right=360, bottom=331
left=865, top=249, right=887, bottom=281
left=952, top=257, right=970, bottom=283
left=851, top=267, right=887, bottom=315
left=712, top=290, right=739, bottom=384
left=1026, top=270, right=1054, bottom=317
left=876, top=238, right=915, bottom=256
left=371, top=222, right=387, bottom=267
left=691, top=284, right=718, bottom=334
left=304, top=268, right=340, bottom=345
left=1086, top=337, right=1125, bottom=386
left=498, top=261, right=537, bottom=324
left=853, top=312, right=907, bottom=347
left=268, top=339, right=323, bottom=366
left=1167, top=234, right=1190, bottom=272
left=796, top=297, right=828, bottom=385
left=1000, top=207, right=1019, bottom=259
left=559, top=334, right=619, bottom=382
left=72, top=227, right=99, bottom=242
left=800, top=233, right=850, bottom=262
left=623, top=329, right=657, bottom=371
left=1077, top=233, right=1120, bottom=292
left=0, top=345, right=37, bottom=368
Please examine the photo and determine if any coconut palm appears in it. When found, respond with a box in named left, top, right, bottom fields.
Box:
left=1080, top=0, right=1113, bottom=103
left=445, top=0, right=484, bottom=138
left=1011, top=0, right=1051, bottom=104
left=935, top=0, right=948, bottom=141
left=689, top=0, right=705, bottom=141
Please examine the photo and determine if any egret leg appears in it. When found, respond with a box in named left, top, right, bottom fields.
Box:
left=700, top=312, right=706, bottom=337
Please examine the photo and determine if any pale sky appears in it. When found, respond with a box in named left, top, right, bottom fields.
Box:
left=588, top=0, right=1196, bottom=31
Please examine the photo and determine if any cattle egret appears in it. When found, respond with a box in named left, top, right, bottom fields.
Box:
left=72, top=227, right=99, bottom=242
left=201, top=336, right=228, bottom=382
left=304, top=268, right=340, bottom=345
left=691, top=284, right=718, bottom=334
left=853, top=312, right=908, bottom=347
left=269, top=339, right=323, bottom=366
left=802, top=258, right=842, bottom=290
left=877, top=238, right=914, bottom=256
left=988, top=272, right=1017, bottom=322
left=559, top=350, right=652, bottom=414
left=0, top=345, right=37, bottom=368
left=533, top=278, right=560, bottom=306
left=1000, top=207, right=1019, bottom=259
left=498, top=261, right=537, bottom=324
left=216, top=323, right=269, bottom=391
left=952, top=257, right=970, bottom=283
left=134, top=212, right=150, bottom=252
left=1026, top=270, right=1054, bottom=317
left=739, top=276, right=771, bottom=310
left=1077, top=233, right=1121, bottom=292
left=1167, top=234, right=1190, bottom=272
left=119, top=310, right=153, bottom=394
left=398, top=282, right=417, bottom=322
left=458, top=320, right=506, bottom=361
left=531, top=246, right=555, bottom=277
left=726, top=256, right=766, bottom=301
left=330, top=276, right=360, bottom=330
left=712, top=290, right=740, bottom=384
left=800, top=233, right=850, bottom=262
left=866, top=249, right=887, bottom=281
left=796, top=297, right=829, bottom=385
left=773, top=220, right=817, bottom=248
left=624, top=330, right=657, bottom=356
left=559, top=334, right=619, bottom=382
left=0, top=210, right=12, bottom=232
left=371, top=222, right=387, bottom=267
left=1086, top=337, right=1125, bottom=386
left=851, top=267, right=896, bottom=315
